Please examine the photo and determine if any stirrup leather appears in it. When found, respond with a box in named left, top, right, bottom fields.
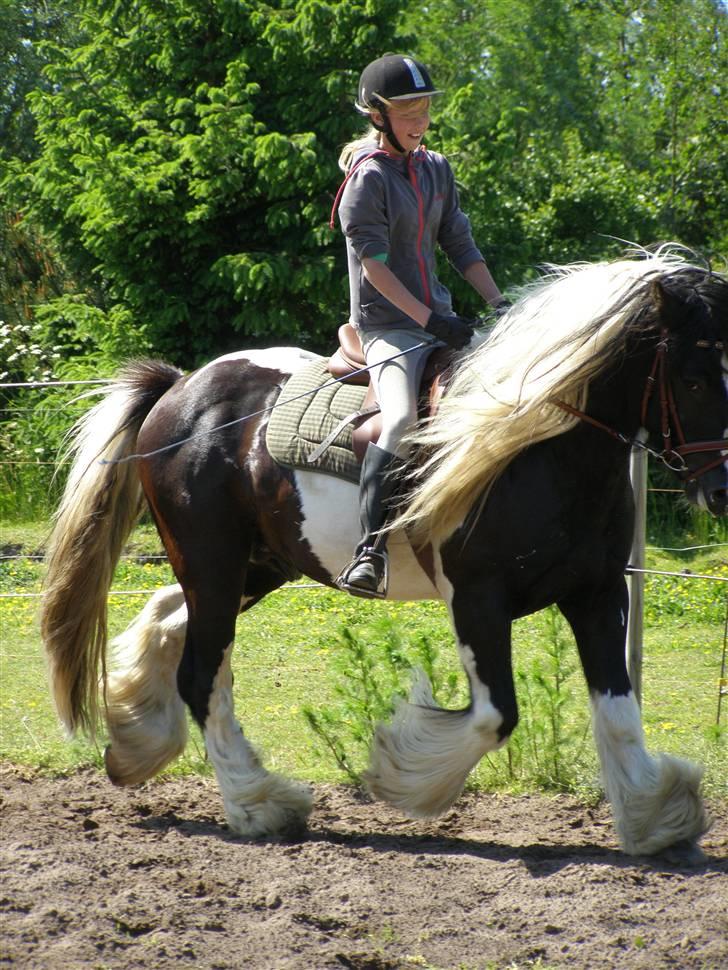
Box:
left=336, top=547, right=389, bottom=599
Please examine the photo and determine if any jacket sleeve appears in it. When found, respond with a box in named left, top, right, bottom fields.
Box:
left=338, top=165, right=390, bottom=261
left=437, top=160, right=484, bottom=274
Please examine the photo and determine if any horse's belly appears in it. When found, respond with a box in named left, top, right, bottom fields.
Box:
left=293, top=470, right=440, bottom=601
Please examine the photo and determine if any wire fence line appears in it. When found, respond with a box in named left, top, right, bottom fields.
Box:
left=2, top=378, right=727, bottom=608
left=0, top=378, right=110, bottom=389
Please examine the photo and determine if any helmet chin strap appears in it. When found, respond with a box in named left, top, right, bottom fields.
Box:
left=370, top=106, right=407, bottom=155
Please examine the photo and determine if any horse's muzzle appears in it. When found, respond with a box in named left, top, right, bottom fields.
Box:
left=706, top=486, right=728, bottom=516
left=687, top=478, right=728, bottom=516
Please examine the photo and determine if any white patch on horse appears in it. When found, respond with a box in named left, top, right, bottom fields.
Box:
left=186, top=347, right=319, bottom=388
left=293, top=469, right=438, bottom=600
left=204, top=645, right=312, bottom=836
left=590, top=691, right=706, bottom=854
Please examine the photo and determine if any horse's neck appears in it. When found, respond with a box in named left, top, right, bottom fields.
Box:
left=584, top=344, right=654, bottom=439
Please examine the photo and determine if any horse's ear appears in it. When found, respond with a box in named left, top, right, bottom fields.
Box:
left=650, top=279, right=684, bottom=332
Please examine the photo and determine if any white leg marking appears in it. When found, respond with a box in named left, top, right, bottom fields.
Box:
left=366, top=552, right=504, bottom=818
left=204, top=646, right=312, bottom=837
left=591, top=691, right=707, bottom=854
left=105, top=585, right=189, bottom=785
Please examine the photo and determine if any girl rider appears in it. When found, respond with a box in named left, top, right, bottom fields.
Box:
left=334, top=54, right=508, bottom=598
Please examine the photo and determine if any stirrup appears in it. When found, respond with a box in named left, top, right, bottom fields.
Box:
left=335, top=548, right=389, bottom=599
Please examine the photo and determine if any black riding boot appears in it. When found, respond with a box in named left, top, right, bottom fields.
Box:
left=337, top=443, right=404, bottom=598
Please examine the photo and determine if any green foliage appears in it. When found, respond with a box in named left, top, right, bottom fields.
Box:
left=410, top=0, right=728, bottom=306
left=0, top=210, right=71, bottom=329
left=0, top=0, right=81, bottom=162
left=0, top=285, right=138, bottom=520
left=11, top=0, right=410, bottom=364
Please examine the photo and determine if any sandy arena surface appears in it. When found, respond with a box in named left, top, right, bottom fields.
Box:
left=1, top=766, right=726, bottom=969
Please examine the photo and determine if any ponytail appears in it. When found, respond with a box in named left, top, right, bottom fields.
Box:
left=338, top=125, right=381, bottom=173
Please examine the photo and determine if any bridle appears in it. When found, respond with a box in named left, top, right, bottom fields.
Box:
left=556, top=328, right=728, bottom=483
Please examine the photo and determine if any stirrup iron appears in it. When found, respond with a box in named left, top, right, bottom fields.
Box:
left=336, top=547, right=389, bottom=599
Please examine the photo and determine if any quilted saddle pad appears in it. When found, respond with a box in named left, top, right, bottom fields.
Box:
left=266, top=358, right=368, bottom=484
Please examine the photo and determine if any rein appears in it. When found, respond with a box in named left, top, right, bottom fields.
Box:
left=555, top=328, right=727, bottom=482
left=99, top=339, right=439, bottom=466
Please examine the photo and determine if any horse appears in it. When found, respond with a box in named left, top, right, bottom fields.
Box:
left=41, top=250, right=728, bottom=856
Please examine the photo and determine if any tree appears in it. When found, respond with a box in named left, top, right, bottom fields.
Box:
left=407, top=0, right=727, bottom=303
left=19, top=0, right=410, bottom=364
left=0, top=0, right=80, bottom=162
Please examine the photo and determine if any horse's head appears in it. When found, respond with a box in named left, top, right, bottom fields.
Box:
left=646, top=267, right=728, bottom=515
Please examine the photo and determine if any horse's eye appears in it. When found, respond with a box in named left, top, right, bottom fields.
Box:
left=684, top=379, right=704, bottom=394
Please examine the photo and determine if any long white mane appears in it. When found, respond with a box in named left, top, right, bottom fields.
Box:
left=399, top=250, right=701, bottom=544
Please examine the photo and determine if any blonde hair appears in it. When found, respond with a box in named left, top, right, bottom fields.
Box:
left=338, top=125, right=381, bottom=173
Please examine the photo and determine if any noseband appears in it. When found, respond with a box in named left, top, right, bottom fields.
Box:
left=556, top=328, right=727, bottom=483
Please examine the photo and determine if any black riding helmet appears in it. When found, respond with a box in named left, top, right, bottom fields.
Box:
left=356, top=54, right=442, bottom=113
left=355, top=54, right=442, bottom=153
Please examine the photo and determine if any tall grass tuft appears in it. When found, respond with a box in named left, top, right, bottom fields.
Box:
left=302, top=618, right=460, bottom=784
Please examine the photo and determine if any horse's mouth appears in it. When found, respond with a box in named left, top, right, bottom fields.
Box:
left=685, top=479, right=728, bottom=516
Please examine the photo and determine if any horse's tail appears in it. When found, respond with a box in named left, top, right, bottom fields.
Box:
left=41, top=359, right=183, bottom=738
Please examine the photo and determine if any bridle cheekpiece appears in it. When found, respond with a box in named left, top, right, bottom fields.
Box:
left=556, top=328, right=727, bottom=482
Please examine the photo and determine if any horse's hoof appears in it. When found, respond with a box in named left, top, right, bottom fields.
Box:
left=657, top=840, right=707, bottom=867
left=104, top=744, right=133, bottom=787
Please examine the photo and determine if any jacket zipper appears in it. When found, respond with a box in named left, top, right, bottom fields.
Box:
left=407, top=153, right=431, bottom=307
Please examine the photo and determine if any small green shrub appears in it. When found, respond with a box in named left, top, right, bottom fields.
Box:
left=302, top=617, right=460, bottom=784
left=303, top=607, right=595, bottom=794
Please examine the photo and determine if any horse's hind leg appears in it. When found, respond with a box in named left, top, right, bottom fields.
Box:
left=178, top=559, right=313, bottom=838
left=560, top=579, right=707, bottom=855
left=105, top=584, right=189, bottom=785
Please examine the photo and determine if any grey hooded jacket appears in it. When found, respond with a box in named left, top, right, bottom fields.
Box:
left=337, top=143, right=484, bottom=332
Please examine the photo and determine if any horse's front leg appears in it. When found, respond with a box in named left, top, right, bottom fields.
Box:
left=559, top=578, right=707, bottom=855
left=366, top=579, right=517, bottom=818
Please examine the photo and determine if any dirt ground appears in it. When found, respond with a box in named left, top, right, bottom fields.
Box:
left=1, top=766, right=726, bottom=970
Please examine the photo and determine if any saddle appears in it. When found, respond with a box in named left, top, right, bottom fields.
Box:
left=323, top=323, right=451, bottom=462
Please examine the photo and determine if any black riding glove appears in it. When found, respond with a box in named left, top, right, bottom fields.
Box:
left=424, top=312, right=475, bottom=350
left=492, top=299, right=512, bottom=318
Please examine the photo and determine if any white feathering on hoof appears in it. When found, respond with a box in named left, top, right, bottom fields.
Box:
left=104, top=585, right=189, bottom=786
left=591, top=691, right=708, bottom=854
left=365, top=668, right=503, bottom=818
left=204, top=646, right=313, bottom=836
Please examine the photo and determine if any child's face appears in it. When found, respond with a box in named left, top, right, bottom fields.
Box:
left=376, top=97, right=431, bottom=154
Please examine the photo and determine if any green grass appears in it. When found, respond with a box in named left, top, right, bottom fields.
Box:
left=1, top=520, right=726, bottom=800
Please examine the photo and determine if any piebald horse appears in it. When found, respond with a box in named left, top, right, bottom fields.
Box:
left=42, top=251, right=728, bottom=855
